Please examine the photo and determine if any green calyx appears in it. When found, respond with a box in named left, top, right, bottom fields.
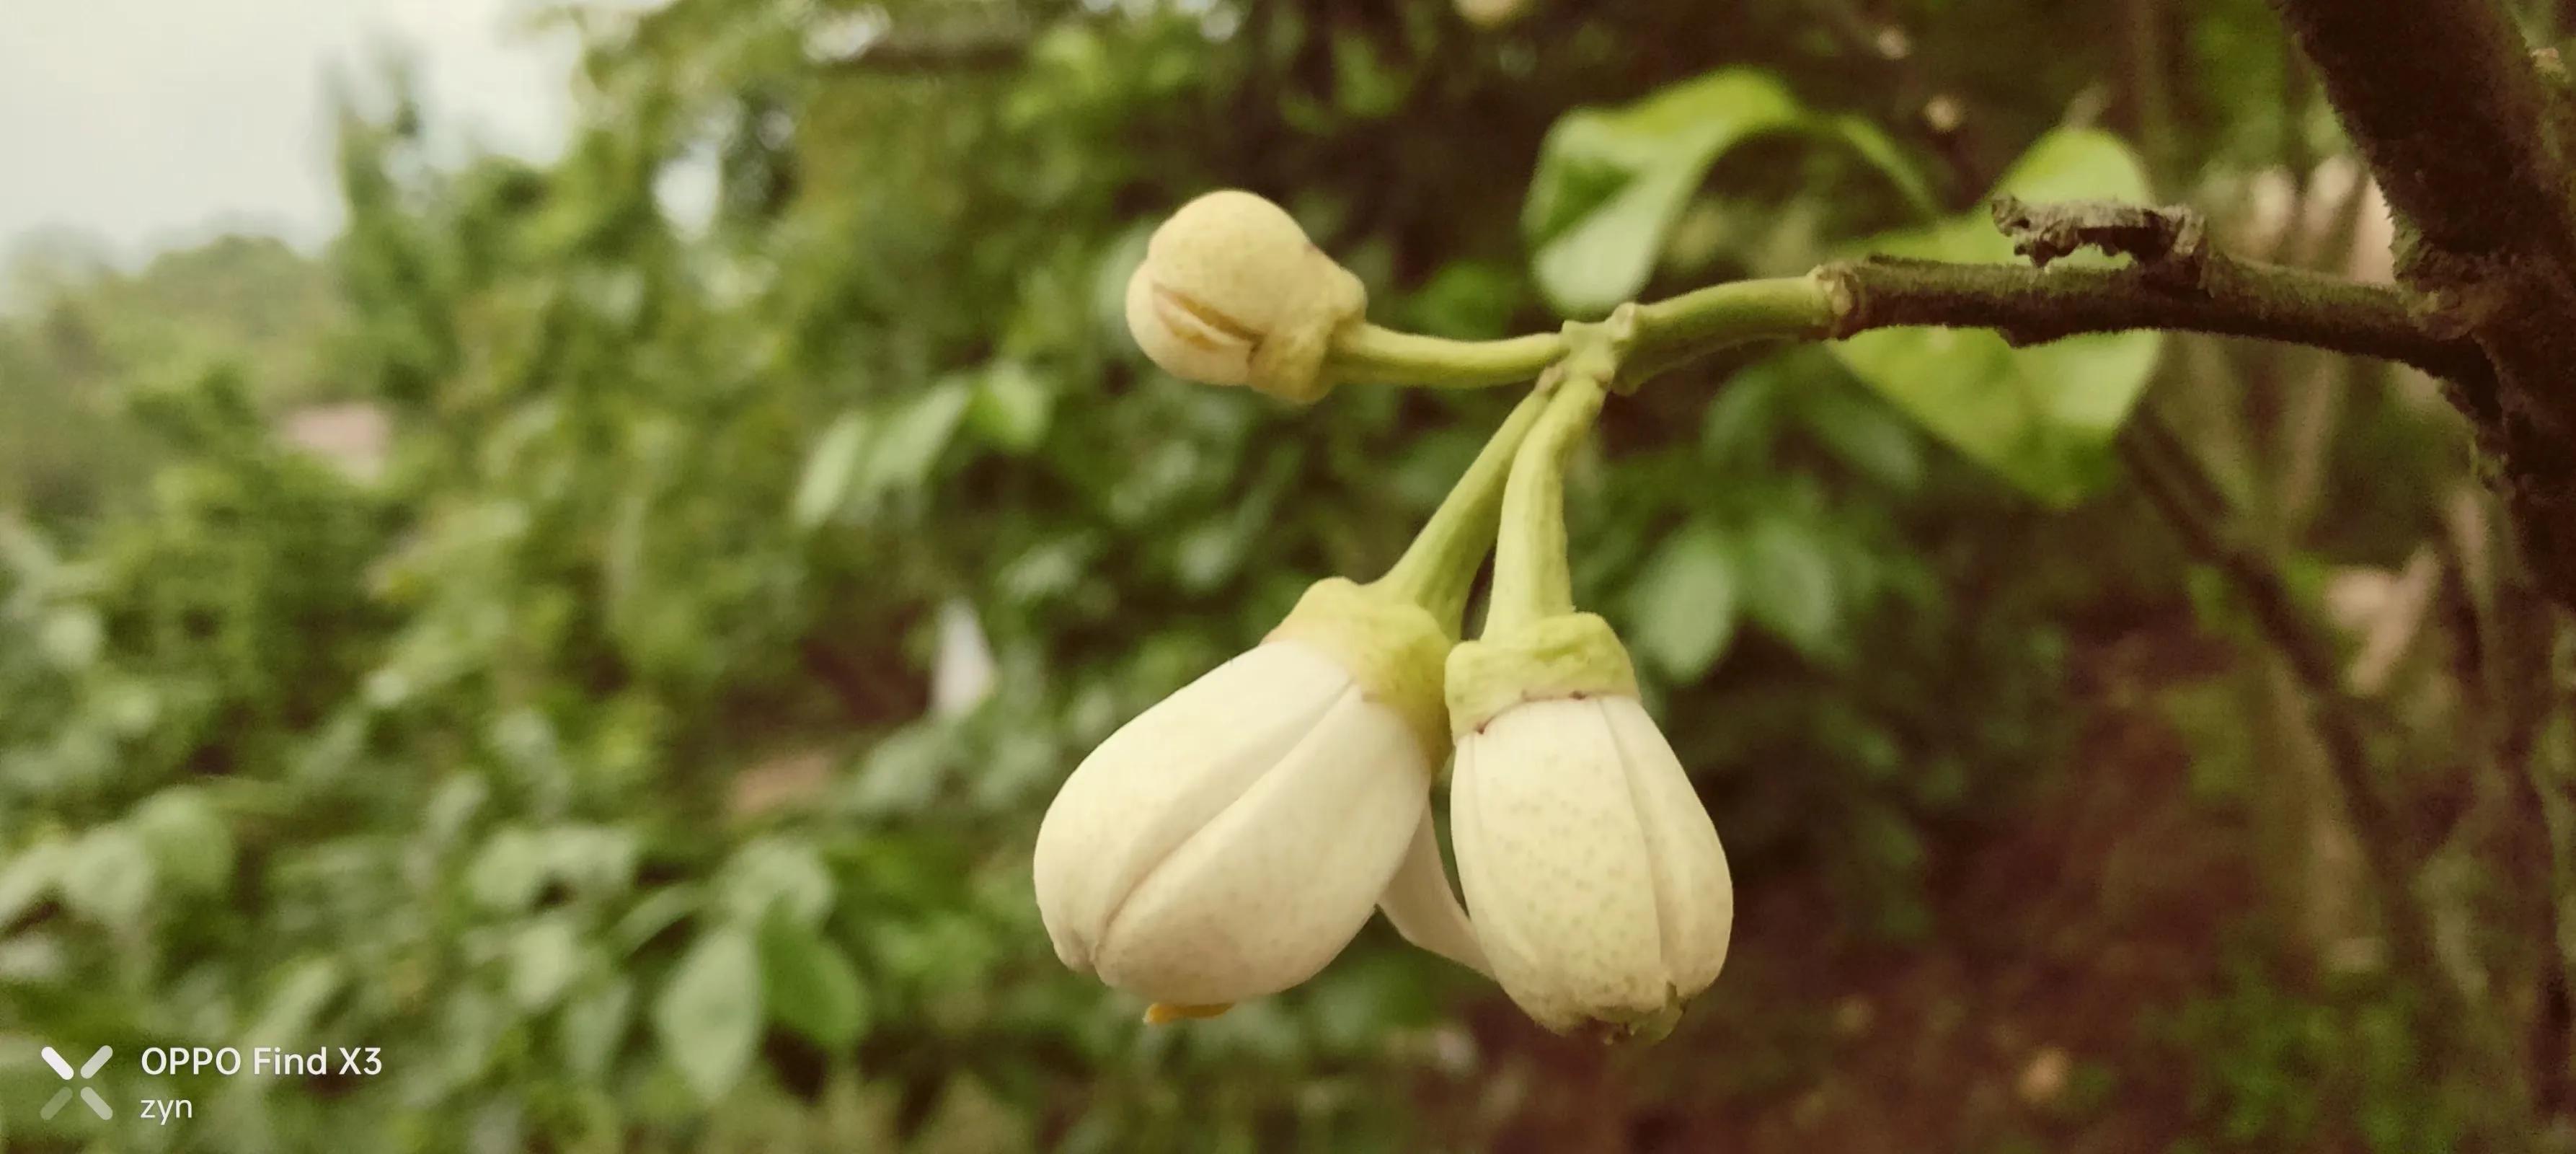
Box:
left=1268, top=577, right=1454, bottom=763
left=1443, top=612, right=1640, bottom=738
left=1267, top=311, right=1647, bottom=758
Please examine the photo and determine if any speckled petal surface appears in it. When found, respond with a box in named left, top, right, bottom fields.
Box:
left=1452, top=697, right=1668, bottom=1031
left=1601, top=695, right=1733, bottom=997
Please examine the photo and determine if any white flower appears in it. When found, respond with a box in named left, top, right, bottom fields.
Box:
left=1446, top=615, right=1733, bottom=1037
left=1033, top=581, right=1484, bottom=1015
left=1123, top=190, right=1367, bottom=402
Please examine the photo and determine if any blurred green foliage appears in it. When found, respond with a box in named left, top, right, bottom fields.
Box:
left=0, top=0, right=2498, bottom=1149
left=2159, top=953, right=2456, bottom=1153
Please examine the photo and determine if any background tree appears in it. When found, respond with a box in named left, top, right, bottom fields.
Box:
left=3, top=0, right=2572, bottom=1150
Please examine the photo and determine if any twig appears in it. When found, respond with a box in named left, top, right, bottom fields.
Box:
left=1816, top=245, right=2484, bottom=382
left=2121, top=416, right=2350, bottom=699
left=2446, top=487, right=2576, bottom=1112
left=1345, top=195, right=2489, bottom=390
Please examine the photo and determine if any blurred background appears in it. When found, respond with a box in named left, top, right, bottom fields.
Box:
left=0, top=0, right=2563, bottom=1150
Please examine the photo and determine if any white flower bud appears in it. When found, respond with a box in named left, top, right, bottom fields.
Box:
left=1033, top=581, right=1484, bottom=1014
left=1446, top=614, right=1733, bottom=1037
left=1123, top=190, right=1368, bottom=403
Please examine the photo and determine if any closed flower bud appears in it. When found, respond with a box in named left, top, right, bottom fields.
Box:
left=1123, top=190, right=1368, bottom=403
left=1034, top=578, right=1485, bottom=1015
left=1446, top=612, right=1735, bottom=1038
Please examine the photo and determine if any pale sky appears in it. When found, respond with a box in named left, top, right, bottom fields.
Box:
left=0, top=0, right=581, bottom=262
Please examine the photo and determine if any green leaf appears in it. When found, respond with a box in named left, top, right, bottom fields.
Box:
left=759, top=912, right=870, bottom=1048
left=1801, top=383, right=1925, bottom=492
left=842, top=725, right=956, bottom=818
left=965, top=361, right=1054, bottom=452
left=245, top=958, right=345, bottom=1054
left=1699, top=365, right=1788, bottom=464
left=38, top=607, right=102, bottom=670
left=467, top=827, right=547, bottom=914
left=1998, top=128, right=2156, bottom=206
left=1092, top=224, right=1155, bottom=348
left=792, top=411, right=870, bottom=530
left=857, top=382, right=973, bottom=503
left=1330, top=32, right=1409, bottom=119
left=543, top=825, right=640, bottom=899
left=128, top=787, right=235, bottom=896
left=0, top=838, right=63, bottom=926
left=59, top=825, right=155, bottom=929
left=718, top=837, right=836, bottom=928
left=558, top=977, right=633, bottom=1083
left=1814, top=114, right=1943, bottom=220
left=1405, top=260, right=1524, bottom=340
left=1738, top=514, right=1843, bottom=662
left=1524, top=71, right=1802, bottom=316
left=1623, top=519, right=1739, bottom=681
left=654, top=928, right=762, bottom=1101
left=1523, top=69, right=1934, bottom=315
left=614, top=886, right=699, bottom=955
left=509, top=913, right=585, bottom=1011
left=1825, top=128, right=2161, bottom=505
left=421, top=774, right=490, bottom=850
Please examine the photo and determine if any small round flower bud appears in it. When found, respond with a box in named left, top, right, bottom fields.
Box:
left=1123, top=190, right=1368, bottom=403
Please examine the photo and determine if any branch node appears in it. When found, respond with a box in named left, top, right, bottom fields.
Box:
left=1814, top=265, right=1864, bottom=338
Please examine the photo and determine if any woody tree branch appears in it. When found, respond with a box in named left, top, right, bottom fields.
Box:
left=1815, top=198, right=2487, bottom=382
left=1343, top=197, right=2484, bottom=393
left=2270, top=0, right=2576, bottom=611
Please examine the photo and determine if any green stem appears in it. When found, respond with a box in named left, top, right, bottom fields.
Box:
left=1327, top=240, right=2486, bottom=389
left=1629, top=274, right=1838, bottom=353
left=1334, top=277, right=1835, bottom=392
left=1485, top=373, right=1608, bottom=635
left=1334, top=324, right=1567, bottom=389
left=1371, top=382, right=1558, bottom=632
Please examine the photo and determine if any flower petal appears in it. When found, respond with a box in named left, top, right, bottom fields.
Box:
left=1601, top=695, right=1733, bottom=997
left=1093, top=690, right=1429, bottom=1005
left=1125, top=263, right=1253, bottom=385
left=1033, top=641, right=1349, bottom=973
left=1452, top=697, right=1667, bottom=1032
left=1377, top=806, right=1490, bottom=977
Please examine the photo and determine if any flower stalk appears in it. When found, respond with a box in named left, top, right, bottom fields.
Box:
left=1327, top=275, right=1831, bottom=394
left=1371, top=380, right=1559, bottom=632
left=1485, top=306, right=1637, bottom=635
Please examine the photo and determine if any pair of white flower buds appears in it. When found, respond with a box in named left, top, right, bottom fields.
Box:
left=1032, top=192, right=1733, bottom=1038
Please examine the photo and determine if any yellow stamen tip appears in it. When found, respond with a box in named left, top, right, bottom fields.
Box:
left=1143, top=1002, right=1232, bottom=1024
